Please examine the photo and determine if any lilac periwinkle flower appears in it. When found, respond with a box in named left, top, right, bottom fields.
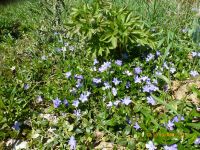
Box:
left=134, top=67, right=142, bottom=74
left=72, top=100, right=80, bottom=108
left=99, top=62, right=111, bottom=72
left=147, top=96, right=156, bottom=105
left=74, top=109, right=81, bottom=117
left=134, top=76, right=141, bottom=83
left=146, top=141, right=157, bottom=150
left=76, top=79, right=83, bottom=88
left=115, top=60, right=122, bottom=66
left=126, top=81, right=131, bottom=88
left=122, top=96, right=132, bottom=105
left=68, top=136, right=76, bottom=150
left=164, top=144, right=177, bottom=150
left=166, top=120, right=174, bottom=131
left=190, top=70, right=199, bottom=77
left=112, top=78, right=121, bottom=85
left=112, top=88, right=117, bottom=96
left=24, top=84, right=29, bottom=90
left=163, top=62, right=169, bottom=69
left=172, top=116, right=179, bottom=123
left=107, top=101, right=113, bottom=107
left=13, top=121, right=20, bottom=130
left=92, top=78, right=101, bottom=84
left=93, top=58, right=99, bottom=65
left=143, top=84, right=159, bottom=93
left=134, top=122, right=140, bottom=130
left=102, top=82, right=111, bottom=90
left=156, top=51, right=161, bottom=56
left=155, top=71, right=162, bottom=76
left=74, top=74, right=83, bottom=80
left=53, top=97, right=61, bottom=108
left=65, top=71, right=72, bottom=78
left=194, top=137, right=200, bottom=145
left=63, top=99, right=68, bottom=106
left=79, top=91, right=91, bottom=103
left=146, top=53, right=155, bottom=62
left=170, top=67, right=176, bottom=74
left=191, top=51, right=197, bottom=57
left=114, top=100, right=121, bottom=106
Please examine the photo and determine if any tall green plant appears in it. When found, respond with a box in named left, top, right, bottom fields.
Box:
left=66, top=0, right=156, bottom=58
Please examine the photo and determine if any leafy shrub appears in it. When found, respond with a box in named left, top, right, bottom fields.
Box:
left=66, top=0, right=156, bottom=58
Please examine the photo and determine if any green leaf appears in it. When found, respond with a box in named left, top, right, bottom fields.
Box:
left=155, top=74, right=171, bottom=85
left=151, top=94, right=178, bottom=115
left=186, top=123, right=200, bottom=130
left=111, top=36, right=117, bottom=49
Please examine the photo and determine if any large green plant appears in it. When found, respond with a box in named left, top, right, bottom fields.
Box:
left=66, top=0, right=156, bottom=58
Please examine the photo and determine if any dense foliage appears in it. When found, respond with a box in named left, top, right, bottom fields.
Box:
left=0, top=0, right=200, bottom=149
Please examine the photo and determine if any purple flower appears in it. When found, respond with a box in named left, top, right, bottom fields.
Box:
left=68, top=136, right=76, bottom=150
left=76, top=79, right=83, bottom=88
left=164, top=144, right=177, bottom=150
left=143, top=84, right=159, bottom=93
left=74, top=109, right=81, bottom=117
left=134, top=67, right=142, bottom=74
left=147, top=96, right=156, bottom=105
left=122, top=96, right=132, bottom=105
left=99, top=62, right=111, bottom=72
left=172, top=116, right=179, bottom=123
left=194, top=137, right=200, bottom=145
left=146, top=141, right=157, bottom=150
left=112, top=78, right=121, bottom=85
left=72, top=100, right=79, bottom=108
left=65, top=71, right=72, bottom=78
left=141, top=76, right=150, bottom=82
left=155, top=71, right=162, bottom=75
left=63, top=99, right=68, bottom=106
left=146, top=53, right=154, bottom=62
left=107, top=101, right=113, bottom=107
left=190, top=70, right=199, bottom=77
left=134, top=76, right=141, bottom=83
left=163, top=62, right=169, bottom=69
left=74, top=74, right=83, bottom=80
left=181, top=116, right=185, bottom=121
left=53, top=97, right=61, bottom=108
left=126, top=81, right=131, bottom=88
left=115, top=60, right=122, bottom=66
left=24, top=84, right=29, bottom=90
left=156, top=51, right=161, bottom=56
left=192, top=51, right=197, bottom=57
left=13, top=121, right=20, bottom=130
left=79, top=91, right=91, bottom=103
left=134, top=122, right=140, bottom=130
left=170, top=67, right=176, bottom=74
left=93, top=59, right=99, bottom=65
left=92, top=78, right=101, bottom=84
left=102, top=82, right=111, bottom=90
left=112, top=88, right=117, bottom=96
left=166, top=120, right=174, bottom=131
left=114, top=100, right=121, bottom=106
